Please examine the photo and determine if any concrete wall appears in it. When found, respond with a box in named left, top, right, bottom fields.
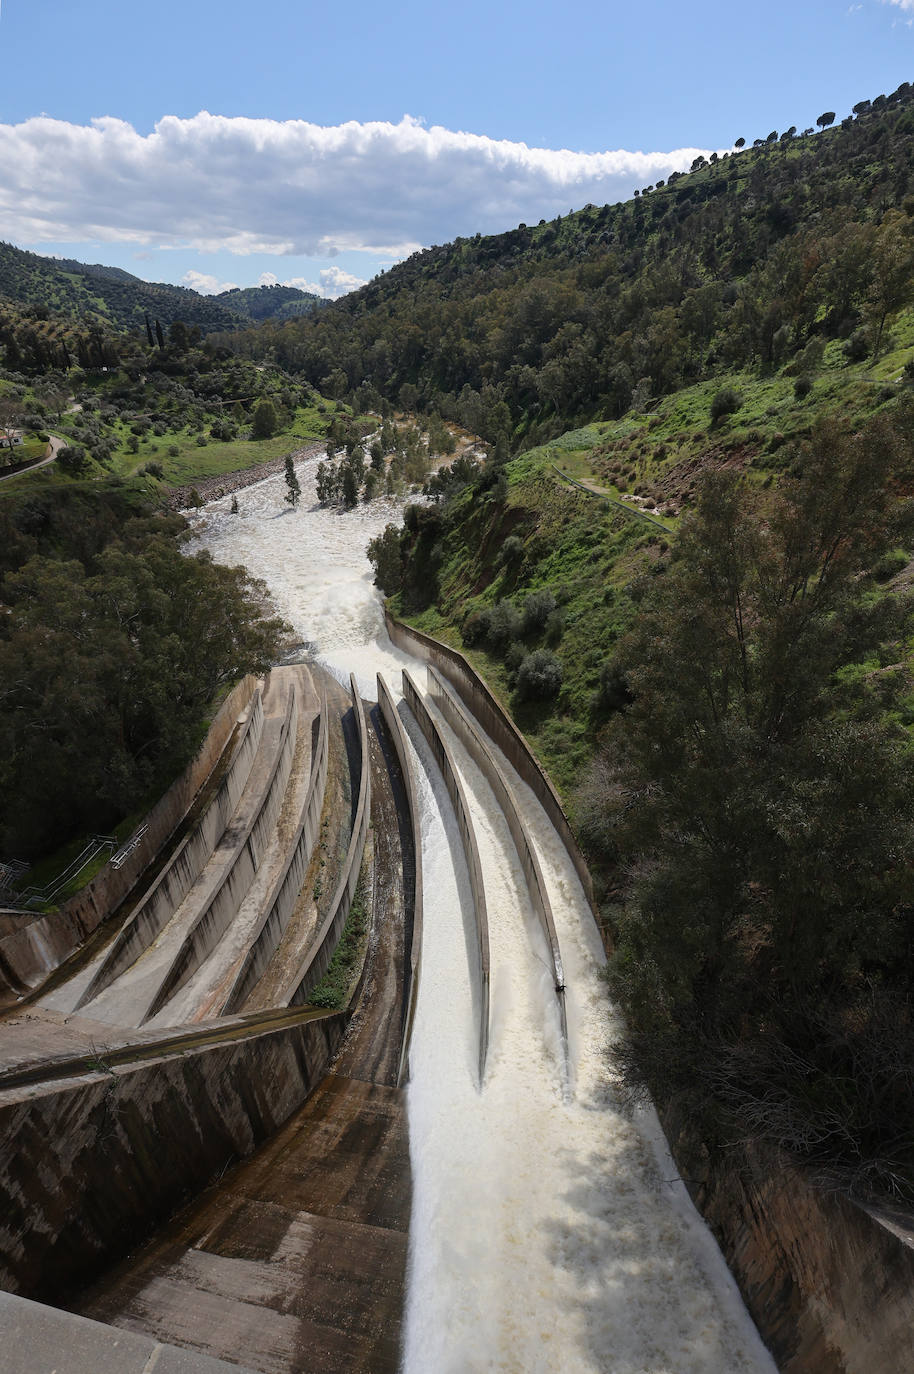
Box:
left=0, top=676, right=260, bottom=996
left=376, top=674, right=424, bottom=1087
left=401, top=668, right=490, bottom=1085
left=289, top=676, right=372, bottom=1007
left=0, top=1008, right=349, bottom=1304
left=384, top=609, right=598, bottom=923
left=76, top=688, right=266, bottom=1010
left=664, top=1120, right=914, bottom=1373
left=222, top=692, right=330, bottom=1015
left=427, top=666, right=568, bottom=1071
left=145, top=676, right=300, bottom=1019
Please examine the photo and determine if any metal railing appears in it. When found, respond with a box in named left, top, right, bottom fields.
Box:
left=16, top=835, right=118, bottom=908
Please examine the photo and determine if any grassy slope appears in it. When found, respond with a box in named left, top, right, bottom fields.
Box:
left=396, top=318, right=914, bottom=808
left=0, top=396, right=353, bottom=499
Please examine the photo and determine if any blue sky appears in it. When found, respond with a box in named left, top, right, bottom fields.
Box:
left=1, top=0, right=912, bottom=297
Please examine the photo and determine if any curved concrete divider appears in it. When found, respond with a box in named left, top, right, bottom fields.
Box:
left=0, top=676, right=260, bottom=997
left=76, top=687, right=266, bottom=1010
left=427, top=666, right=569, bottom=1076
left=143, top=674, right=301, bottom=1021
left=0, top=1004, right=350, bottom=1304
left=384, top=608, right=599, bottom=928
left=221, top=690, right=331, bottom=1016
left=288, top=674, right=372, bottom=1008
left=376, top=673, right=424, bottom=1087
left=401, top=668, right=490, bottom=1086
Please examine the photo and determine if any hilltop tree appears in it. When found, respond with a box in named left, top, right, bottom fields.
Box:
left=817, top=111, right=836, bottom=131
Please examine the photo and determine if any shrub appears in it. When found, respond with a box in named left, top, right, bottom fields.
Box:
left=499, top=534, right=524, bottom=566
left=710, top=387, right=742, bottom=424
left=143, top=460, right=164, bottom=479
left=515, top=649, right=563, bottom=701
left=487, top=599, right=523, bottom=648
left=462, top=609, right=491, bottom=646
left=168, top=444, right=180, bottom=457
left=874, top=548, right=909, bottom=582
left=56, top=444, right=88, bottom=476
left=843, top=330, right=869, bottom=362
left=522, top=588, right=557, bottom=636
left=505, top=640, right=526, bottom=674
left=544, top=609, right=565, bottom=646
left=794, top=376, right=813, bottom=400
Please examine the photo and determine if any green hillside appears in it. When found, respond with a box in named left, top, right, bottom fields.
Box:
left=0, top=242, right=318, bottom=334
left=226, top=83, right=914, bottom=448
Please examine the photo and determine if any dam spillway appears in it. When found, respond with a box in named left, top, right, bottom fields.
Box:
left=0, top=454, right=775, bottom=1372
left=181, top=458, right=775, bottom=1372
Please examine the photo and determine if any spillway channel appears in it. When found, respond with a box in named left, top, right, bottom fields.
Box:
left=184, top=455, right=776, bottom=1372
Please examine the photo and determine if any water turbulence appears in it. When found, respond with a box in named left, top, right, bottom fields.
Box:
left=189, top=455, right=776, bottom=1372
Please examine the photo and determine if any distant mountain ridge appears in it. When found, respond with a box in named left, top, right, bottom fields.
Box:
left=0, top=241, right=322, bottom=333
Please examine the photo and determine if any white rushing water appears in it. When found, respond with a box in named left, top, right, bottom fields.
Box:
left=188, top=455, right=776, bottom=1373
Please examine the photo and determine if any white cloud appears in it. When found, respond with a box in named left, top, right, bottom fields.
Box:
left=182, top=269, right=239, bottom=294
left=256, top=265, right=366, bottom=298
left=318, top=266, right=368, bottom=298
left=883, top=0, right=914, bottom=9
left=0, top=112, right=710, bottom=263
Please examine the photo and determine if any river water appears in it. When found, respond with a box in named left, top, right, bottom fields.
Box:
left=186, top=455, right=776, bottom=1374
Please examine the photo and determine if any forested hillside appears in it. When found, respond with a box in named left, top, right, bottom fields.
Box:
left=0, top=241, right=318, bottom=335
left=225, top=84, right=914, bottom=448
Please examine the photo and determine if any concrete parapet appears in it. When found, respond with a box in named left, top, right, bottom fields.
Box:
left=221, top=689, right=330, bottom=1015
left=0, top=1005, right=349, bottom=1304
left=427, top=666, right=568, bottom=1077
left=376, top=674, right=424, bottom=1087
left=0, top=1291, right=259, bottom=1373
left=401, top=668, right=490, bottom=1086
left=384, top=608, right=598, bottom=925
left=77, top=688, right=265, bottom=1009
left=0, top=676, right=260, bottom=997
left=144, top=672, right=300, bottom=1020
left=288, top=675, right=372, bottom=1008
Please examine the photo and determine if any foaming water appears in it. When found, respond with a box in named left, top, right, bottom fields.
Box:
left=185, top=455, right=416, bottom=696
left=190, top=460, right=776, bottom=1372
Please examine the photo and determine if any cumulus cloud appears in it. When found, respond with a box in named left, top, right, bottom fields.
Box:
left=256, top=266, right=366, bottom=298
left=0, top=112, right=710, bottom=260
left=182, top=269, right=239, bottom=294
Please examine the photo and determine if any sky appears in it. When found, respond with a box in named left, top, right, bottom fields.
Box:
left=0, top=0, right=912, bottom=299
